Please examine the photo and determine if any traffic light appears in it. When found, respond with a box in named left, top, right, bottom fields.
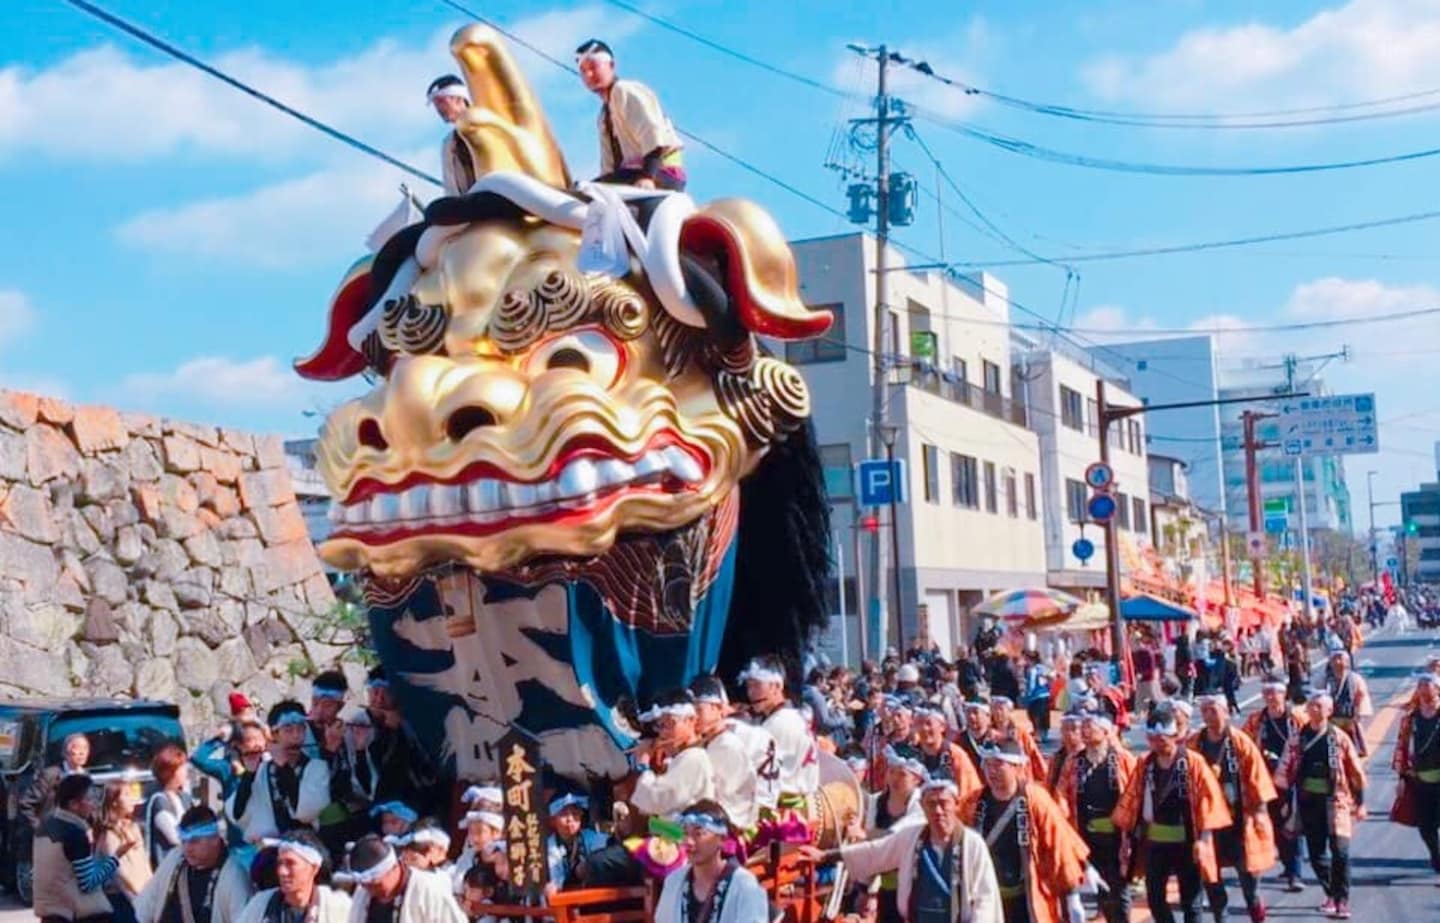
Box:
left=1406, top=520, right=1419, bottom=535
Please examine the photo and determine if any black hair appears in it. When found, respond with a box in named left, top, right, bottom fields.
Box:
left=574, top=39, right=614, bottom=57
left=349, top=834, right=393, bottom=874
left=267, top=700, right=305, bottom=726
left=719, top=420, right=831, bottom=690
left=650, top=688, right=696, bottom=710
left=688, top=674, right=727, bottom=702
left=463, top=862, right=498, bottom=891
left=56, top=773, right=93, bottom=809
left=314, top=670, right=348, bottom=694
left=426, top=74, right=464, bottom=95
left=179, top=805, right=217, bottom=829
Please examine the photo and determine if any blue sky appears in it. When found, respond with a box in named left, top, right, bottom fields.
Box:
left=4, top=0, right=1439, bottom=528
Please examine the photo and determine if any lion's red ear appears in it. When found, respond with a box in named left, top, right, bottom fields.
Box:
left=295, top=255, right=373, bottom=381
left=678, top=199, right=833, bottom=341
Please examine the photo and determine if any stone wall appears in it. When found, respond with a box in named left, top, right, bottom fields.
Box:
left=0, top=389, right=348, bottom=737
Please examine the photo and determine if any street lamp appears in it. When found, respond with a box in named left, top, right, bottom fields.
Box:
left=877, top=423, right=907, bottom=653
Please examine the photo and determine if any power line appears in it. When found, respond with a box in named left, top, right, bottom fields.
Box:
left=60, top=0, right=442, bottom=187
left=895, top=53, right=1440, bottom=130
left=936, top=119, right=1440, bottom=177
left=934, top=207, right=1440, bottom=268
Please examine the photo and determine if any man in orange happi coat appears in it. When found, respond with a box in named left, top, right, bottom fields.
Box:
left=1113, top=702, right=1232, bottom=923
left=960, top=740, right=1088, bottom=923
left=1045, top=710, right=1085, bottom=793
left=912, top=705, right=983, bottom=803
left=989, top=696, right=1048, bottom=782
left=1189, top=694, right=1278, bottom=923
left=1056, top=711, right=1137, bottom=923
left=1242, top=674, right=1306, bottom=892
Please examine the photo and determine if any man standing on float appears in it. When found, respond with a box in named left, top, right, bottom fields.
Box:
left=575, top=38, right=687, bottom=190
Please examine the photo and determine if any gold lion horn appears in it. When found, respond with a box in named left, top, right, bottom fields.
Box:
left=450, top=24, right=572, bottom=188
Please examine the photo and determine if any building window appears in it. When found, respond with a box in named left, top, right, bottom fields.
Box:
left=922, top=443, right=940, bottom=503
left=784, top=302, right=846, bottom=364
left=951, top=357, right=967, bottom=386
left=982, top=360, right=1002, bottom=394
left=1115, top=491, right=1131, bottom=530
left=1024, top=473, right=1037, bottom=520
left=1004, top=468, right=1018, bottom=518
left=1060, top=386, right=1084, bottom=431
left=983, top=462, right=998, bottom=513
left=890, top=310, right=903, bottom=360
left=1086, top=397, right=1099, bottom=436
left=819, top=443, right=853, bottom=500
left=951, top=453, right=979, bottom=509
left=1133, top=497, right=1147, bottom=534
left=1066, top=478, right=1086, bottom=523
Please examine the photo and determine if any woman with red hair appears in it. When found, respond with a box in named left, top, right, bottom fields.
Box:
left=145, top=744, right=194, bottom=869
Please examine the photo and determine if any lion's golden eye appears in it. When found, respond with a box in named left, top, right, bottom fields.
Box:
left=525, top=328, right=621, bottom=388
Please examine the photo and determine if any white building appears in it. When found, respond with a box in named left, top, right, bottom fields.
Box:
left=1217, top=362, right=1353, bottom=535
left=1091, top=335, right=1225, bottom=514
left=284, top=437, right=333, bottom=550
left=789, top=234, right=1046, bottom=658
left=1017, top=346, right=1150, bottom=592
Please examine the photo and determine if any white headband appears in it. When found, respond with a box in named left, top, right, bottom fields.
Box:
left=693, top=688, right=728, bottom=706
left=739, top=663, right=784, bottom=686
left=639, top=703, right=697, bottom=723
left=462, top=811, right=504, bottom=830
left=1261, top=680, right=1288, bottom=692
left=576, top=49, right=614, bottom=65
left=262, top=838, right=324, bottom=868
left=351, top=849, right=399, bottom=884
left=427, top=84, right=470, bottom=104
left=391, top=828, right=451, bottom=851
left=463, top=785, right=502, bottom=805
left=980, top=747, right=1027, bottom=766
left=921, top=779, right=958, bottom=797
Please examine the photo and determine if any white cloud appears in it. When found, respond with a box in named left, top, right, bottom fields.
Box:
left=120, top=355, right=303, bottom=407
left=1083, top=0, right=1440, bottom=110
left=0, top=5, right=637, bottom=165
left=114, top=154, right=423, bottom=268
left=0, top=290, right=37, bottom=350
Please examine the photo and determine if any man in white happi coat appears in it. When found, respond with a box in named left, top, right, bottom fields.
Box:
left=227, top=702, right=331, bottom=843
left=631, top=689, right=717, bottom=818
left=346, top=835, right=466, bottom=923
left=234, top=831, right=351, bottom=923
left=135, top=807, right=252, bottom=923
left=801, top=779, right=1004, bottom=923
left=655, top=802, right=772, bottom=923
left=740, top=657, right=819, bottom=805
left=690, top=675, right=775, bottom=830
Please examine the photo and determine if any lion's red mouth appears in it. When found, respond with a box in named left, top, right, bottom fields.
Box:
left=326, top=431, right=708, bottom=544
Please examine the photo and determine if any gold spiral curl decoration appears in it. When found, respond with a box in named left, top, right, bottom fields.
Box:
left=492, top=288, right=548, bottom=352
left=535, top=268, right=590, bottom=330
left=650, top=310, right=699, bottom=380
left=752, top=357, right=810, bottom=430
left=378, top=295, right=448, bottom=355
left=594, top=283, right=649, bottom=341
left=707, top=337, right=756, bottom=375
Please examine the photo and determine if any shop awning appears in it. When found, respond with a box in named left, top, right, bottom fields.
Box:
left=1121, top=594, right=1199, bottom=622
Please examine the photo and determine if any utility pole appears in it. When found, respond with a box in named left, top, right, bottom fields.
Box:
left=848, top=43, right=905, bottom=655
left=1284, top=355, right=1317, bottom=623
left=1095, top=380, right=1126, bottom=667
left=1218, top=511, right=1235, bottom=606
left=1366, top=469, right=1379, bottom=586
left=1242, top=410, right=1271, bottom=597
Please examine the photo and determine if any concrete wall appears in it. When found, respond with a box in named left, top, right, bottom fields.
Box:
left=0, top=390, right=347, bottom=737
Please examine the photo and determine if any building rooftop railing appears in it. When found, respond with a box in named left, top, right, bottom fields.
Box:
left=902, top=361, right=1030, bottom=428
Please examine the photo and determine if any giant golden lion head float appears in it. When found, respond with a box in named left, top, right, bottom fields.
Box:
left=297, top=26, right=833, bottom=784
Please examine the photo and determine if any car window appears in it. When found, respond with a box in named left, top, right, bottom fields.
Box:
left=46, top=712, right=185, bottom=773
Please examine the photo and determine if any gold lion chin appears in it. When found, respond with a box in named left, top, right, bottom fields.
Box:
left=319, top=438, right=735, bottom=578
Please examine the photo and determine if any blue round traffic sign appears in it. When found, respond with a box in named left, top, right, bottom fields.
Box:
left=1072, top=538, right=1095, bottom=562
left=1084, top=462, right=1115, bottom=490
left=1087, top=493, right=1117, bottom=523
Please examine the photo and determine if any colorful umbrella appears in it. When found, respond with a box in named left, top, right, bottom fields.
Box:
left=973, top=587, right=1084, bottom=628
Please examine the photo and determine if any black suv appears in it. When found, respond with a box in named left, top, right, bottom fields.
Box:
left=0, top=698, right=185, bottom=904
